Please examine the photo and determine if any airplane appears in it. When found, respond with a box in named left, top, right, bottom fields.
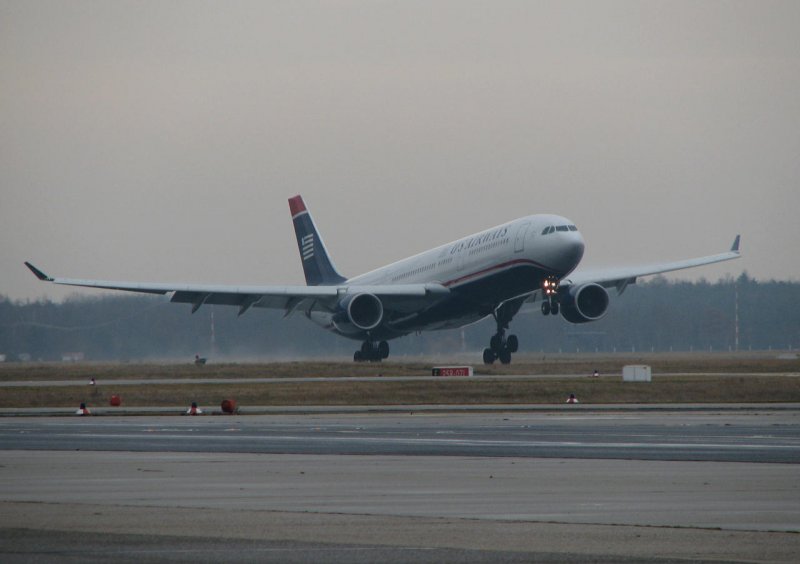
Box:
left=25, top=195, right=741, bottom=364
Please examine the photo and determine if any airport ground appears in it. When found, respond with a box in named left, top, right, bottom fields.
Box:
left=0, top=352, right=798, bottom=408
left=1, top=355, right=799, bottom=562
left=2, top=351, right=799, bottom=381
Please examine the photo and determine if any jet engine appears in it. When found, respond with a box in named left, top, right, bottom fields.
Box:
left=558, top=283, right=609, bottom=324
left=332, top=293, right=384, bottom=334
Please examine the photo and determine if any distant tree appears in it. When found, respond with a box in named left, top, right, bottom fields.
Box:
left=1, top=277, right=798, bottom=360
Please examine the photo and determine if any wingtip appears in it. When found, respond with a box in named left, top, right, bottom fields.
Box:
left=24, top=261, right=53, bottom=281
left=731, top=235, right=741, bottom=253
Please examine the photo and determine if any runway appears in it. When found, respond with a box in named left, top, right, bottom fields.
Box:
left=1, top=410, right=799, bottom=463
left=2, top=409, right=799, bottom=562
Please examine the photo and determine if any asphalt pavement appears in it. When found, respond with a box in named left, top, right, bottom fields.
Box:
left=2, top=408, right=799, bottom=562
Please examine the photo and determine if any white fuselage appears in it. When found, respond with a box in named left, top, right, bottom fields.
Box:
left=309, top=214, right=585, bottom=338
left=349, top=214, right=584, bottom=291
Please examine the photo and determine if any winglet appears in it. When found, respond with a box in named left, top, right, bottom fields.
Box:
left=24, top=262, right=53, bottom=282
left=731, top=235, right=741, bottom=253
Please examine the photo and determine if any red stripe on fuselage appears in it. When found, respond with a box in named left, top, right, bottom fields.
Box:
left=288, top=195, right=307, bottom=218
left=442, top=259, right=556, bottom=288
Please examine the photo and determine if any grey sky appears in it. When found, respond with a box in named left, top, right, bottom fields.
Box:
left=2, top=1, right=799, bottom=302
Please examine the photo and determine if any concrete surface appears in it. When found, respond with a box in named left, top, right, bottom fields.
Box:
left=1, top=451, right=799, bottom=562
left=1, top=409, right=799, bottom=562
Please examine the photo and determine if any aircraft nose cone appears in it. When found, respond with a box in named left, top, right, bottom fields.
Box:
left=548, top=232, right=584, bottom=275
left=560, top=234, right=584, bottom=273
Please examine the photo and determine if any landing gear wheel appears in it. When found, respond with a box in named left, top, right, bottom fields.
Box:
left=355, top=341, right=386, bottom=362
left=507, top=334, right=519, bottom=353
left=551, top=302, right=560, bottom=315
left=542, top=301, right=551, bottom=315
left=487, top=298, right=525, bottom=366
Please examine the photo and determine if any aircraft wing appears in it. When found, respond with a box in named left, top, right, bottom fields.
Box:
left=24, top=262, right=449, bottom=316
left=559, top=235, right=741, bottom=295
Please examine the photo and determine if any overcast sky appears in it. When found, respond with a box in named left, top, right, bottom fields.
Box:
left=2, top=1, right=799, bottom=302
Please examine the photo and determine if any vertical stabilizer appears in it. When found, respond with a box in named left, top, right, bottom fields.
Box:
left=288, top=196, right=347, bottom=286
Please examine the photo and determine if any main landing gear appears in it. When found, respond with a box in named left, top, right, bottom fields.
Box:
left=354, top=340, right=389, bottom=362
left=483, top=330, right=518, bottom=365
left=483, top=298, right=525, bottom=365
left=482, top=278, right=561, bottom=365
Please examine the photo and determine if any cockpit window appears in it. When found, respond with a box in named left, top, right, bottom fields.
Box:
left=542, top=224, right=578, bottom=234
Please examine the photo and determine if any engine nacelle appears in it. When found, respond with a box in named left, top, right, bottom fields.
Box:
left=559, top=283, right=609, bottom=324
left=332, top=293, right=384, bottom=334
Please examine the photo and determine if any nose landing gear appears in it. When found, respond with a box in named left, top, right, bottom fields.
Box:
left=541, top=299, right=559, bottom=316
left=541, top=276, right=560, bottom=316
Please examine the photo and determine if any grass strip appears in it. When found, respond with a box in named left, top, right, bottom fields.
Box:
left=3, top=375, right=799, bottom=408
left=1, top=355, right=798, bottom=382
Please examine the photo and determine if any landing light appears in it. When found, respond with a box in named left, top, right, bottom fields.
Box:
left=542, top=276, right=559, bottom=296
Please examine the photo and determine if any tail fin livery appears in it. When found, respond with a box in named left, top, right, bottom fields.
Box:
left=288, top=196, right=347, bottom=286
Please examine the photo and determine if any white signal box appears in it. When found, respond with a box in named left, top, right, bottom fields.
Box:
left=622, top=365, right=652, bottom=382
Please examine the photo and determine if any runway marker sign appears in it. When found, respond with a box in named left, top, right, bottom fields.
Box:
left=432, top=366, right=473, bottom=377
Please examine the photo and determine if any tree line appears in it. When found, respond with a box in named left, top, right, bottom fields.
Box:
left=1, top=273, right=798, bottom=361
